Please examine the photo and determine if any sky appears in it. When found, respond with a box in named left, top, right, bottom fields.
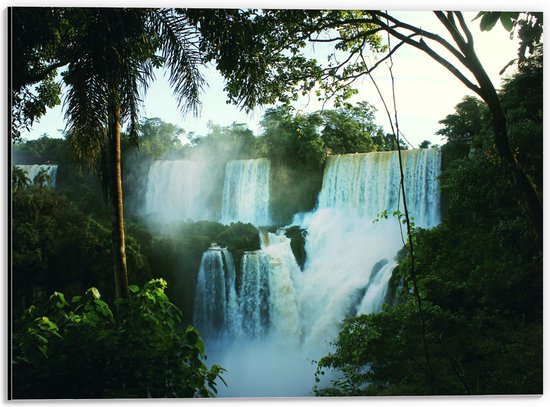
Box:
left=16, top=3, right=525, bottom=149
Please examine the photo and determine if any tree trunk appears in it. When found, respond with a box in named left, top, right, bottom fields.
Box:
left=109, top=94, right=130, bottom=299
left=487, top=95, right=543, bottom=250
left=464, top=49, right=543, bottom=251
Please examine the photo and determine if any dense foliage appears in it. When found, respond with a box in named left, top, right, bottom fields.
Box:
left=314, top=52, right=543, bottom=396
left=12, top=279, right=224, bottom=398
left=11, top=180, right=152, bottom=316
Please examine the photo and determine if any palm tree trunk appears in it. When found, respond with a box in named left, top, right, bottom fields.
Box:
left=109, top=93, right=130, bottom=299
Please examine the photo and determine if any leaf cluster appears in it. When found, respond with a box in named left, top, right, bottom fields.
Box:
left=11, top=185, right=152, bottom=315
left=187, top=9, right=385, bottom=110
left=12, top=280, right=225, bottom=398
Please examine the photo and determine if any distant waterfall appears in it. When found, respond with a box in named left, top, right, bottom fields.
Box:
left=221, top=158, right=271, bottom=226
left=193, top=245, right=239, bottom=339
left=143, top=160, right=211, bottom=223
left=17, top=164, right=58, bottom=188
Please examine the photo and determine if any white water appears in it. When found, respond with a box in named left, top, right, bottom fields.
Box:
left=238, top=251, right=270, bottom=338
left=221, top=158, right=271, bottom=226
left=17, top=164, right=58, bottom=187
left=193, top=149, right=442, bottom=397
left=143, top=160, right=211, bottom=223
left=193, top=245, right=239, bottom=340
left=318, top=149, right=441, bottom=228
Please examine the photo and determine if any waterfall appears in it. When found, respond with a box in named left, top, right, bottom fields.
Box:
left=299, top=149, right=441, bottom=344
left=239, top=251, right=270, bottom=338
left=318, top=149, right=441, bottom=228
left=193, top=149, right=441, bottom=397
left=221, top=158, right=271, bottom=226
left=261, top=230, right=302, bottom=342
left=17, top=164, right=58, bottom=188
left=193, top=245, right=239, bottom=340
left=143, top=160, right=211, bottom=223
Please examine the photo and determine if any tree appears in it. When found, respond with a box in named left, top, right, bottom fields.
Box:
left=418, top=140, right=431, bottom=149
left=12, top=280, right=224, bottom=398
left=60, top=8, right=204, bottom=299
left=9, top=8, right=70, bottom=140
left=189, top=9, right=542, bottom=250
left=436, top=96, right=485, bottom=143
left=132, top=117, right=187, bottom=160
left=319, top=102, right=381, bottom=154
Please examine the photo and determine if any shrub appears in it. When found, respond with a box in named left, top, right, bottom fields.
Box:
left=12, top=279, right=225, bottom=399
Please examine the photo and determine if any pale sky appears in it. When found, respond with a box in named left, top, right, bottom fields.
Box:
left=12, top=2, right=530, bottom=149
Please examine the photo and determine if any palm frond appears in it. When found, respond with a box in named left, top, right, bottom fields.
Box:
left=63, top=41, right=109, bottom=168
left=152, top=8, right=205, bottom=115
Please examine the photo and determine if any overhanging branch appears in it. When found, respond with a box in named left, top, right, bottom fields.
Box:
left=371, top=15, right=483, bottom=97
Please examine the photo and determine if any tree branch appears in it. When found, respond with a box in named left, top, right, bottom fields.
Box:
left=14, top=59, right=69, bottom=90
left=371, top=15, right=483, bottom=96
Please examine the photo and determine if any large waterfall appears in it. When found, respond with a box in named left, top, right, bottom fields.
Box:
left=221, top=158, right=271, bottom=226
left=143, top=160, right=211, bottom=223
left=194, top=149, right=442, bottom=397
left=16, top=164, right=58, bottom=188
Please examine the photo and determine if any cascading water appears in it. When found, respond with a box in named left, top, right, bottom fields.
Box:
left=238, top=251, right=270, bottom=338
left=17, top=164, right=58, bottom=187
left=194, top=149, right=442, bottom=397
left=220, top=158, right=271, bottom=226
left=143, top=160, right=211, bottom=223
left=317, top=149, right=441, bottom=228
left=193, top=245, right=239, bottom=340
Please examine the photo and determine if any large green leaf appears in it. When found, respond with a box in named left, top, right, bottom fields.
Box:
left=480, top=12, right=500, bottom=31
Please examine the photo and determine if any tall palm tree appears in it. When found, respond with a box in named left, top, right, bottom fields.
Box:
left=63, top=8, right=204, bottom=299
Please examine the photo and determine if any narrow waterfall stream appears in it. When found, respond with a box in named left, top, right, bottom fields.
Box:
left=191, top=149, right=442, bottom=397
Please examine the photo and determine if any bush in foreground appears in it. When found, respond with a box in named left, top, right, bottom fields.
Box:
left=12, top=279, right=225, bottom=399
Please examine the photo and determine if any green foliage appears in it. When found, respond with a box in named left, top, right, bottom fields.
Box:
left=187, top=9, right=385, bottom=110
left=436, top=96, right=486, bottom=143
left=11, top=166, right=30, bottom=191
left=12, top=135, right=112, bottom=218
left=418, top=140, right=431, bottom=149
left=129, top=117, right=187, bottom=160
left=192, top=121, right=262, bottom=159
left=260, top=106, right=325, bottom=223
left=11, top=185, right=152, bottom=316
left=12, top=280, right=225, bottom=398
left=474, top=12, right=542, bottom=68
left=320, top=102, right=383, bottom=154
left=12, top=135, right=67, bottom=164
left=10, top=8, right=70, bottom=139
left=499, top=49, right=543, bottom=190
